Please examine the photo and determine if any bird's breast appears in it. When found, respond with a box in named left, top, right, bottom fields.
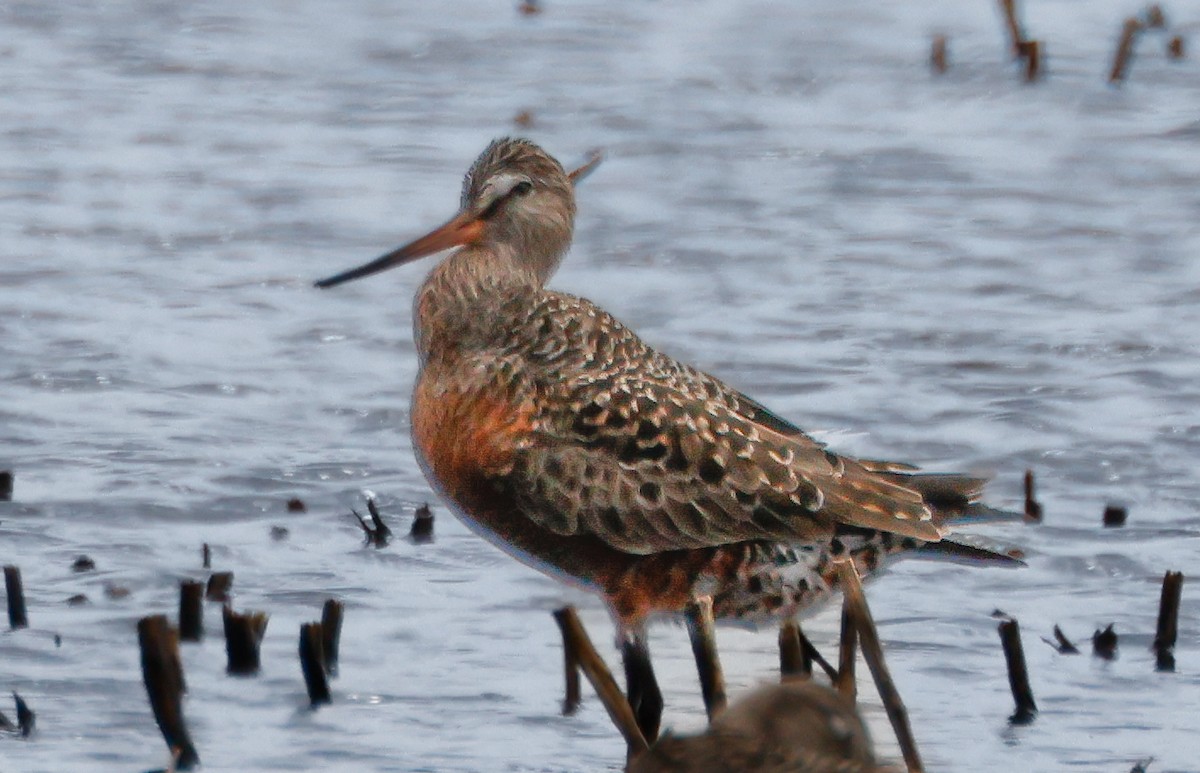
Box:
left=410, top=367, right=535, bottom=510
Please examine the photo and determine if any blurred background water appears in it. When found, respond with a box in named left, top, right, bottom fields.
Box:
left=2, top=1, right=1199, bottom=770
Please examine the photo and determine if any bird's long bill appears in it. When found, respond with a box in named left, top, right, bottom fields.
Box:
left=314, top=210, right=484, bottom=288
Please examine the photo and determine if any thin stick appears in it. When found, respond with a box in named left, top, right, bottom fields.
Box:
left=998, top=618, right=1037, bottom=723
left=299, top=622, right=332, bottom=707
left=138, top=615, right=199, bottom=769
left=4, top=566, right=27, bottom=629
left=552, top=607, right=649, bottom=754
left=365, top=497, right=393, bottom=546
left=798, top=626, right=840, bottom=682
left=179, top=581, right=204, bottom=642
left=201, top=543, right=210, bottom=569
left=998, top=0, right=1025, bottom=56
left=321, top=599, right=344, bottom=676
left=1110, top=18, right=1142, bottom=84
left=837, top=560, right=923, bottom=773
left=0, top=470, right=11, bottom=501
left=1153, top=571, right=1184, bottom=672
left=551, top=609, right=583, bottom=715
left=684, top=597, right=727, bottom=720
left=837, top=600, right=858, bottom=703
left=1041, top=624, right=1079, bottom=654
left=778, top=620, right=808, bottom=679
left=1023, top=469, right=1042, bottom=522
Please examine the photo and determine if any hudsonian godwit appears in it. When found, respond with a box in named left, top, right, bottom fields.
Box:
left=316, top=138, right=1015, bottom=739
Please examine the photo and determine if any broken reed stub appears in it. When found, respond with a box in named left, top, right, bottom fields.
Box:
left=205, top=571, right=233, bottom=603
left=5, top=565, right=28, bottom=629
left=1093, top=623, right=1119, bottom=660
left=1049, top=624, right=1080, bottom=654
left=1103, top=504, right=1128, bottom=527
left=1023, top=470, right=1042, bottom=522
left=201, top=543, right=211, bottom=569
left=222, top=606, right=269, bottom=675
left=998, top=618, right=1037, bottom=724
left=352, top=497, right=392, bottom=547
left=1153, top=571, right=1184, bottom=672
left=13, top=692, right=35, bottom=737
left=409, top=503, right=434, bottom=544
left=179, top=581, right=204, bottom=642
left=299, top=622, right=332, bottom=707
left=931, top=35, right=948, bottom=74
left=1167, top=35, right=1185, bottom=59
left=320, top=599, right=344, bottom=675
left=1019, top=39, right=1042, bottom=81
left=138, top=614, right=198, bottom=769
left=0, top=470, right=12, bottom=501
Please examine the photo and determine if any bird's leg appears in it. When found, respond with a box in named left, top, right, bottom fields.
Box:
left=778, top=619, right=810, bottom=679
left=621, top=626, right=662, bottom=743
left=684, top=596, right=726, bottom=721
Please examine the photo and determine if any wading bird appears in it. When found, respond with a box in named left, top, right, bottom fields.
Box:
left=316, top=138, right=1013, bottom=740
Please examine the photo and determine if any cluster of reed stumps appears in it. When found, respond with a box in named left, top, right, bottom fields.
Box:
left=0, top=468, right=1186, bottom=771
left=538, top=470, right=1183, bottom=773
left=0, top=476, right=433, bottom=771
left=928, top=1, right=1186, bottom=83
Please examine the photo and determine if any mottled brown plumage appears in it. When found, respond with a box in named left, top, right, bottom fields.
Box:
left=626, top=681, right=884, bottom=773
left=317, top=138, right=1004, bottom=633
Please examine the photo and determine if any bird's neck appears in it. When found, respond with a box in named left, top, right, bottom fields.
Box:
left=413, top=245, right=541, bottom=365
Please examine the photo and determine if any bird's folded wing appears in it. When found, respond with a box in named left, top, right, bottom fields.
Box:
left=511, top=374, right=943, bottom=555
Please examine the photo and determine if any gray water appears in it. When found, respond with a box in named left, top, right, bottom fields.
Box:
left=3, top=1, right=1200, bottom=770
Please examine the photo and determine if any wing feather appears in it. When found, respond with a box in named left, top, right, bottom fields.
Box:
left=498, top=293, right=944, bottom=554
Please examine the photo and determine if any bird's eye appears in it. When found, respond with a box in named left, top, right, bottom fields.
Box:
left=512, top=180, right=533, bottom=196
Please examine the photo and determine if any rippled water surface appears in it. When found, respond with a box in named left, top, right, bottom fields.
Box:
left=3, top=1, right=1200, bottom=771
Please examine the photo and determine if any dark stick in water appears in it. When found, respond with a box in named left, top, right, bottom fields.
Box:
left=178, top=581, right=204, bottom=642
left=222, top=606, right=269, bottom=675
left=138, top=615, right=198, bottom=769
left=837, top=560, right=924, bottom=772
left=5, top=566, right=27, bottom=629
left=1153, top=571, right=1183, bottom=672
left=552, top=606, right=649, bottom=754
left=998, top=617, right=1037, bottom=724
left=299, top=622, right=332, bottom=707
left=321, top=599, right=344, bottom=676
